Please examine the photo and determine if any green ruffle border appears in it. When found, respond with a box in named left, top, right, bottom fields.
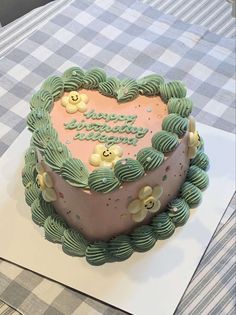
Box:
left=22, top=144, right=209, bottom=266
left=27, top=67, right=196, bottom=194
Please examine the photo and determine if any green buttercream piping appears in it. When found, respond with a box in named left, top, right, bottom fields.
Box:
left=98, top=77, right=120, bottom=98
left=22, top=164, right=37, bottom=187
left=151, top=212, right=175, bottom=239
left=114, top=158, right=144, bottom=182
left=41, top=76, right=64, bottom=100
left=30, top=89, right=53, bottom=111
left=131, top=225, right=156, bottom=252
left=25, top=182, right=40, bottom=206
left=88, top=167, right=121, bottom=193
left=60, top=158, right=89, bottom=188
left=160, top=81, right=187, bottom=102
left=62, top=229, right=89, bottom=256
left=22, top=66, right=211, bottom=265
left=137, top=74, right=164, bottom=96
left=109, top=235, right=133, bottom=261
left=24, top=146, right=37, bottom=166
left=162, top=113, right=188, bottom=137
left=62, top=67, right=84, bottom=91
left=180, top=181, right=202, bottom=208
left=115, top=79, right=139, bottom=102
left=27, top=108, right=51, bottom=132
left=187, top=165, right=209, bottom=191
left=44, top=141, right=71, bottom=173
left=44, top=215, right=68, bottom=243
left=167, top=97, right=193, bottom=117
left=167, top=198, right=190, bottom=227
left=151, top=130, right=179, bottom=152
left=31, top=195, right=55, bottom=226
left=136, top=147, right=164, bottom=171
left=32, top=125, right=58, bottom=150
left=83, top=68, right=106, bottom=89
left=190, top=151, right=209, bottom=171
left=86, top=242, right=109, bottom=266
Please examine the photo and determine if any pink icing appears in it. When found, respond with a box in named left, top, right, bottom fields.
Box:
left=50, top=89, right=168, bottom=171
left=40, top=134, right=189, bottom=241
left=40, top=90, right=190, bottom=241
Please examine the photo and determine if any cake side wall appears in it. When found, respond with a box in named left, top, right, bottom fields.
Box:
left=41, top=134, right=190, bottom=241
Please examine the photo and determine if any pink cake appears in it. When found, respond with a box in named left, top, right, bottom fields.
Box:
left=22, top=67, right=209, bottom=265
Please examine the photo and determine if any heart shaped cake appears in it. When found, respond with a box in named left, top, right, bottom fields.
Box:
left=22, top=67, right=209, bottom=265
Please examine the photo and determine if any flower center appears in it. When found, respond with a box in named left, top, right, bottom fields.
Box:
left=69, top=91, right=80, bottom=104
left=36, top=174, right=45, bottom=190
left=101, top=149, right=115, bottom=162
left=143, top=196, right=156, bottom=210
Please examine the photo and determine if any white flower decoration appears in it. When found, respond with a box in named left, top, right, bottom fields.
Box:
left=89, top=144, right=123, bottom=168
left=36, top=163, right=57, bottom=202
left=188, top=116, right=200, bottom=159
left=61, top=91, right=88, bottom=114
left=128, top=185, right=163, bottom=222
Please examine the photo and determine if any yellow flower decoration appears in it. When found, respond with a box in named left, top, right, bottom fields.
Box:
left=89, top=144, right=123, bottom=168
left=128, top=185, right=163, bottom=222
left=188, top=116, right=200, bottom=159
left=36, top=163, right=57, bottom=202
left=61, top=91, right=88, bottom=114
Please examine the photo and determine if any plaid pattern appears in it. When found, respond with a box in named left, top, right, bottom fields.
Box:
left=0, top=0, right=235, bottom=314
left=0, top=0, right=73, bottom=59
left=144, top=0, right=236, bottom=38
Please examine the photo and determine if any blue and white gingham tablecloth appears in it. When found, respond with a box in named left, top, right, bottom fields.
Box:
left=0, top=0, right=235, bottom=314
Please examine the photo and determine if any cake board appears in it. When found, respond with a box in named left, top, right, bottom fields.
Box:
left=0, top=123, right=235, bottom=315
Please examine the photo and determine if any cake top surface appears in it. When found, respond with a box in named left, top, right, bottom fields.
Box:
left=27, top=67, right=196, bottom=193
left=50, top=89, right=167, bottom=171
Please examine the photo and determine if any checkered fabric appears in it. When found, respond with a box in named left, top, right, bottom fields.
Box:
left=0, top=0, right=235, bottom=314
left=144, top=0, right=236, bottom=38
left=0, top=0, right=73, bottom=59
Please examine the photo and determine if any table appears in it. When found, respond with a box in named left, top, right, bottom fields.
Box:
left=0, top=0, right=235, bottom=314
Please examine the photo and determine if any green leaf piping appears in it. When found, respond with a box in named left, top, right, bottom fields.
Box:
left=62, top=67, right=84, bottom=91
left=44, top=141, right=71, bottom=173
left=136, top=147, right=164, bottom=171
left=114, top=158, right=144, bottom=182
left=60, top=158, right=89, bottom=188
left=162, top=113, right=188, bottom=137
left=137, top=74, right=164, bottom=96
left=83, top=68, right=106, bottom=89
left=88, top=167, right=121, bottom=193
left=41, top=76, right=64, bottom=100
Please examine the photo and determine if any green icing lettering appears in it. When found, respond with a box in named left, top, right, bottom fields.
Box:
left=83, top=110, right=137, bottom=124
left=64, top=119, right=78, bottom=130
left=136, top=127, right=149, bottom=138
left=119, top=124, right=129, bottom=133
left=73, top=133, right=86, bottom=140
left=84, top=109, right=95, bottom=119
left=86, top=132, right=96, bottom=140
left=98, top=134, right=108, bottom=142
left=97, top=112, right=107, bottom=119
left=118, top=114, right=127, bottom=122
left=128, top=137, right=138, bottom=145
left=76, top=120, right=86, bottom=131
left=126, top=115, right=137, bottom=124
left=73, top=131, right=139, bottom=146
left=106, top=136, right=120, bottom=146
left=111, top=125, right=122, bottom=132
left=66, top=110, right=148, bottom=147
left=105, top=113, right=116, bottom=122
